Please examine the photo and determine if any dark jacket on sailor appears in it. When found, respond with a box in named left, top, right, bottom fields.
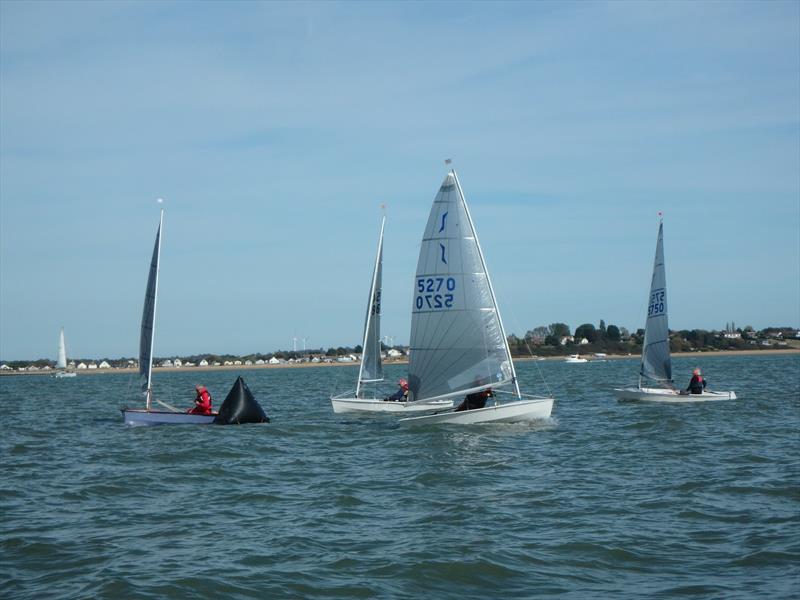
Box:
left=455, top=389, right=493, bottom=412
left=687, top=375, right=706, bottom=395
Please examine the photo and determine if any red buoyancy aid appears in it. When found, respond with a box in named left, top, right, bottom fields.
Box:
left=193, top=387, right=213, bottom=414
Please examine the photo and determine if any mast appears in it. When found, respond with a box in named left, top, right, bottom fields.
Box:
left=451, top=170, right=522, bottom=398
left=355, top=214, right=385, bottom=397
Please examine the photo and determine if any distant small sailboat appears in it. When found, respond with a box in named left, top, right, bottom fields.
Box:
left=331, top=215, right=450, bottom=414
left=614, top=217, right=736, bottom=402
left=53, top=327, right=77, bottom=378
left=122, top=208, right=217, bottom=425
left=399, top=169, right=553, bottom=426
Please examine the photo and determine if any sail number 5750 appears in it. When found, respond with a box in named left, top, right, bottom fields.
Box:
left=415, top=277, right=456, bottom=310
left=648, top=290, right=665, bottom=316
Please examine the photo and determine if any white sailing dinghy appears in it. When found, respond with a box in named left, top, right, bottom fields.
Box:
left=122, top=209, right=217, bottom=426
left=399, top=170, right=554, bottom=426
left=331, top=215, right=451, bottom=414
left=614, top=218, right=736, bottom=402
left=53, top=327, right=77, bottom=378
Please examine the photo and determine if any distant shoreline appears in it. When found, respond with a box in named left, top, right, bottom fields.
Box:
left=2, top=348, right=797, bottom=377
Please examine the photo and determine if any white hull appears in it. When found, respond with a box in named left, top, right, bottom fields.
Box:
left=399, top=397, right=553, bottom=426
left=122, top=408, right=217, bottom=426
left=565, top=355, right=587, bottom=363
left=54, top=371, right=77, bottom=378
left=613, top=387, right=737, bottom=403
left=331, top=396, right=453, bottom=414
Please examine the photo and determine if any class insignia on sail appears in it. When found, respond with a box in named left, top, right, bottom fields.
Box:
left=213, top=377, right=270, bottom=425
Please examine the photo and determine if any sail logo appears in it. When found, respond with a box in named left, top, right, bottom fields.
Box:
left=440, top=243, right=447, bottom=264
left=439, top=212, right=448, bottom=233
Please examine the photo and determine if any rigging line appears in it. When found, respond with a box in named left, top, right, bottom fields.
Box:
left=503, top=302, right=553, bottom=399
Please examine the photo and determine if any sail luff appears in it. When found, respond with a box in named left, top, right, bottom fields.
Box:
left=356, top=215, right=385, bottom=397
left=56, top=328, right=67, bottom=369
left=139, top=209, right=163, bottom=409
left=451, top=171, right=521, bottom=398
left=639, top=219, right=672, bottom=384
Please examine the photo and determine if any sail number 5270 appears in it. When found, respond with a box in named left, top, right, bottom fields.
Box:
left=415, top=277, right=456, bottom=310
left=648, top=291, right=665, bottom=316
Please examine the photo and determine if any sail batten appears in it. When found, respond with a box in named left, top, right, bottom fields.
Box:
left=139, top=210, right=163, bottom=407
left=408, top=171, right=517, bottom=403
left=356, top=216, right=385, bottom=396
left=640, top=221, right=672, bottom=384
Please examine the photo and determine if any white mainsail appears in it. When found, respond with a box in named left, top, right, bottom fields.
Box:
left=139, top=210, right=163, bottom=410
left=355, top=216, right=385, bottom=397
left=407, top=170, right=518, bottom=404
left=640, top=219, right=672, bottom=385
left=56, top=328, right=68, bottom=369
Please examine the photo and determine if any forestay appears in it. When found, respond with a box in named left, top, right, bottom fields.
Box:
left=356, top=216, right=385, bottom=397
left=139, top=210, right=163, bottom=408
left=640, top=220, right=672, bottom=384
left=407, top=171, right=517, bottom=404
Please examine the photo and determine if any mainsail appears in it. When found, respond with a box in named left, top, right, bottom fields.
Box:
left=407, top=171, right=517, bottom=403
left=640, top=220, right=672, bottom=384
left=57, top=328, right=68, bottom=369
left=139, top=210, right=163, bottom=406
left=356, top=216, right=385, bottom=397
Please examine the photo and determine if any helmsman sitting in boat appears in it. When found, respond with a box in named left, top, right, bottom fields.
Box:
left=455, top=387, right=494, bottom=412
left=384, top=379, right=409, bottom=402
left=189, top=384, right=213, bottom=415
left=686, top=369, right=706, bottom=395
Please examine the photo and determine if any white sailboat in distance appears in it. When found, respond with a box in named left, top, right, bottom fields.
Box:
left=330, top=214, right=451, bottom=414
left=122, top=208, right=218, bottom=425
left=613, top=217, right=736, bottom=402
left=399, top=169, right=554, bottom=426
left=53, top=327, right=77, bottom=378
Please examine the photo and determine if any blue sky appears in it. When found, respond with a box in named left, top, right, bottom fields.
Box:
left=1, top=0, right=798, bottom=361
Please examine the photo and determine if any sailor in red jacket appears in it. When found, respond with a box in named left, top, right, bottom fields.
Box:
left=189, top=384, right=213, bottom=415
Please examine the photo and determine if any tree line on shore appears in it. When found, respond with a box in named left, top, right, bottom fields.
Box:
left=3, top=325, right=797, bottom=370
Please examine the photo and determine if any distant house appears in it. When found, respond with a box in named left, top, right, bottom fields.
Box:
left=311, top=357, right=320, bottom=363
left=255, top=359, right=265, bottom=365
left=161, top=359, right=173, bottom=367
left=198, top=359, right=209, bottom=367
left=244, top=360, right=253, bottom=366
left=337, top=356, right=355, bottom=363
left=183, top=361, right=195, bottom=367
left=560, top=336, right=574, bottom=345
left=0, top=364, right=11, bottom=370
left=723, top=332, right=741, bottom=339
left=578, top=338, right=589, bottom=345
left=42, top=365, right=52, bottom=370
left=173, top=359, right=183, bottom=367
left=87, top=363, right=98, bottom=370
left=223, top=360, right=233, bottom=366
left=77, top=362, right=88, bottom=370
left=268, top=357, right=280, bottom=364
left=212, top=361, right=221, bottom=366
left=98, top=361, right=111, bottom=369
left=233, top=360, right=242, bottom=365
left=387, top=348, right=403, bottom=358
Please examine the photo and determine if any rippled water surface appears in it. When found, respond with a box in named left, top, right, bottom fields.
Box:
left=2, top=354, right=799, bottom=599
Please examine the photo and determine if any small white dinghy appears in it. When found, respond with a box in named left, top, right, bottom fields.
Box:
left=564, top=354, right=587, bottom=363
left=398, top=169, right=554, bottom=427
left=613, top=217, right=736, bottom=403
left=53, top=328, right=77, bottom=378
left=121, top=207, right=217, bottom=426
left=330, top=214, right=451, bottom=414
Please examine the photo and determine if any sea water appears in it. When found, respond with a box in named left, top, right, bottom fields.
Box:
left=1, top=353, right=798, bottom=599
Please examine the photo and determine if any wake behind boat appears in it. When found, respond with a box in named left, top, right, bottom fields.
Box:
left=398, top=169, right=553, bottom=427
left=613, top=217, right=736, bottom=403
